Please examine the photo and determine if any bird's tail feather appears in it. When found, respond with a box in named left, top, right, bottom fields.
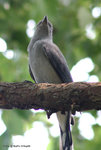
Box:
left=56, top=111, right=73, bottom=150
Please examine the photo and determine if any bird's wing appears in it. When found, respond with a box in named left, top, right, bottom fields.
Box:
left=42, top=41, right=73, bottom=83
left=42, top=41, right=73, bottom=150
left=29, top=64, right=36, bottom=82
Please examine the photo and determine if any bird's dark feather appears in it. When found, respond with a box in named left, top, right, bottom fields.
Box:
left=29, top=64, right=36, bottom=82
left=42, top=41, right=73, bottom=83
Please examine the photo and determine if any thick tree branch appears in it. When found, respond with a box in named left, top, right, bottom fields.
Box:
left=0, top=82, right=101, bottom=112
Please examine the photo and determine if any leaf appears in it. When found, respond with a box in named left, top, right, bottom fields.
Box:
left=77, top=7, right=93, bottom=28
left=2, top=110, right=27, bottom=135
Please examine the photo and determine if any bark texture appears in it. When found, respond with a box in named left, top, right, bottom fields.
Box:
left=0, top=82, right=101, bottom=112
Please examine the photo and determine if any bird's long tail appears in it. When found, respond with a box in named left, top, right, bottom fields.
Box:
left=56, top=111, right=73, bottom=150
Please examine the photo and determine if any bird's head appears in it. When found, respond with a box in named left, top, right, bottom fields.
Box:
left=35, top=16, right=53, bottom=40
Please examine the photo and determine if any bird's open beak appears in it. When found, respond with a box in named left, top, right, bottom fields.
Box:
left=42, top=16, right=48, bottom=24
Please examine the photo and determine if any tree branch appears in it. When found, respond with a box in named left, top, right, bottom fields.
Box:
left=0, top=82, right=101, bottom=112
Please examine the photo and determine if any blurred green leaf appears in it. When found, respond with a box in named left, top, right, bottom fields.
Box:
left=0, top=131, right=11, bottom=150
left=2, top=110, right=27, bottom=135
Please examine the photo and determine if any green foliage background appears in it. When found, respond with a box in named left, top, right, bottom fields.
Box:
left=0, top=0, right=101, bottom=150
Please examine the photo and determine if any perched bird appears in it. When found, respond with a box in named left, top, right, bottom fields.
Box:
left=28, top=16, right=73, bottom=150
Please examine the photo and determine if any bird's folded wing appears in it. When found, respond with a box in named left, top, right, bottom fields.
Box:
left=42, top=42, right=73, bottom=83
left=29, top=64, right=36, bottom=82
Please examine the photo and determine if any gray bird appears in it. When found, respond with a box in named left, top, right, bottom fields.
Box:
left=28, top=16, right=73, bottom=150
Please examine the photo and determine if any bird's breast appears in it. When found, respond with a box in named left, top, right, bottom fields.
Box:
left=29, top=43, right=61, bottom=83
